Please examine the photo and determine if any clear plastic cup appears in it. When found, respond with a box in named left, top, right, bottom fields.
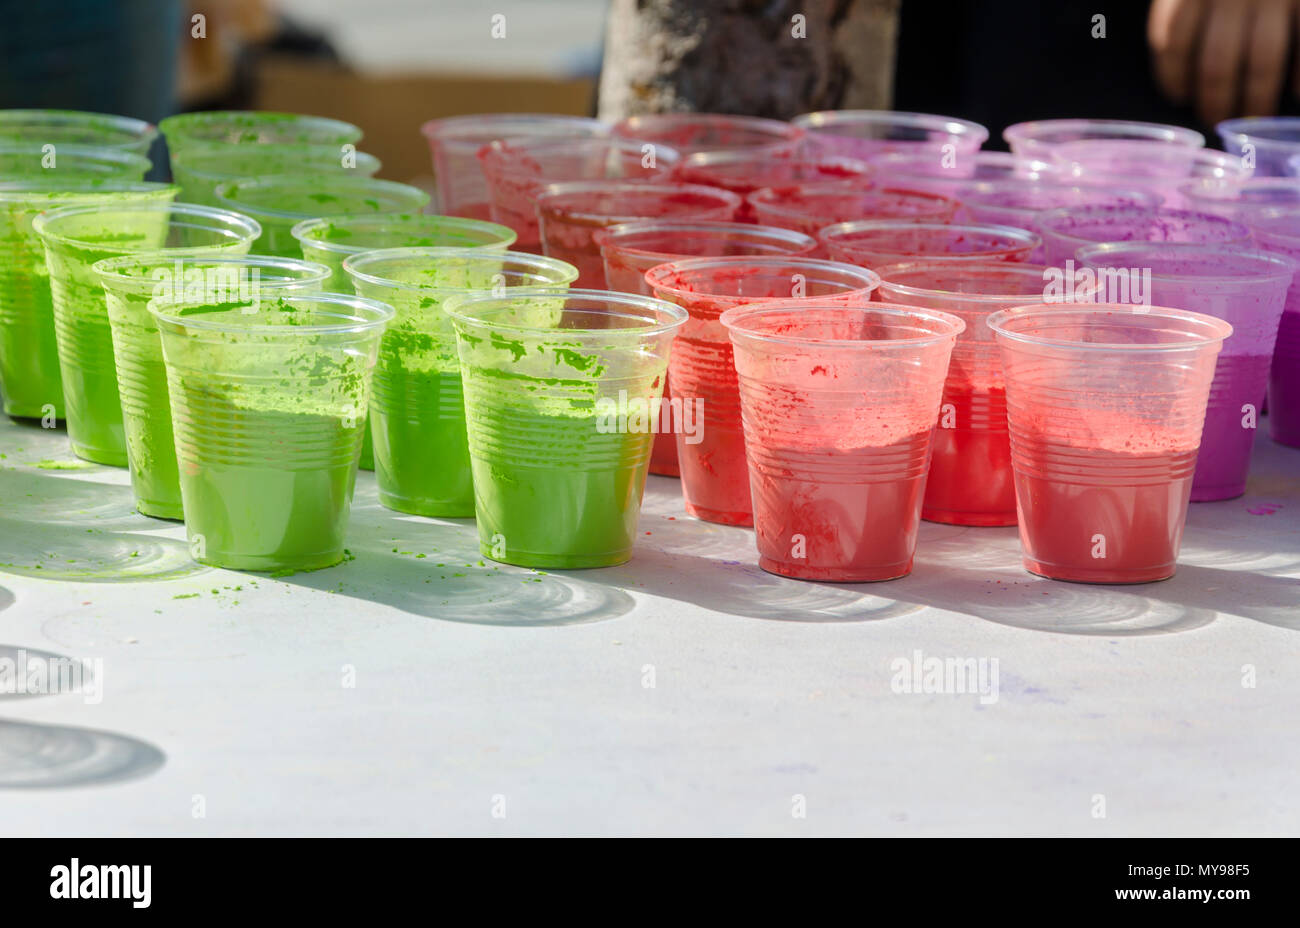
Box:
left=0, top=109, right=158, bottom=156
left=1075, top=243, right=1296, bottom=501
left=159, top=111, right=362, bottom=158
left=864, top=149, right=1056, bottom=216
left=212, top=175, right=430, bottom=257
left=419, top=113, right=609, bottom=219
left=344, top=249, right=579, bottom=518
left=151, top=293, right=393, bottom=571
left=1048, top=139, right=1249, bottom=210
left=446, top=289, right=686, bottom=569
left=645, top=256, right=880, bottom=526
left=720, top=301, right=964, bottom=581
left=1037, top=205, right=1251, bottom=267
left=478, top=138, right=681, bottom=250
left=1217, top=117, right=1300, bottom=178
left=672, top=150, right=872, bottom=221
left=875, top=262, right=1100, bottom=527
left=0, top=179, right=176, bottom=420
left=821, top=220, right=1040, bottom=268
left=534, top=181, right=743, bottom=286
left=1179, top=177, right=1300, bottom=222
left=292, top=214, right=518, bottom=291
left=170, top=143, right=382, bottom=207
left=594, top=219, right=819, bottom=477
left=1003, top=118, right=1205, bottom=157
left=988, top=303, right=1232, bottom=583
left=612, top=113, right=803, bottom=156
left=93, top=255, right=331, bottom=520
left=33, top=202, right=260, bottom=466
left=748, top=183, right=960, bottom=245
left=957, top=182, right=1162, bottom=262
left=1246, top=207, right=1300, bottom=447
left=0, top=143, right=152, bottom=180
left=792, top=110, right=988, bottom=161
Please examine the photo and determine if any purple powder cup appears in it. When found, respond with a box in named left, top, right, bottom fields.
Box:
left=1039, top=205, right=1252, bottom=268
left=1247, top=208, right=1300, bottom=447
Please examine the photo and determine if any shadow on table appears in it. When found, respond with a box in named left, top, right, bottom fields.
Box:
left=0, top=718, right=164, bottom=789
left=282, top=496, right=637, bottom=627
left=1131, top=563, right=1300, bottom=632
left=0, top=586, right=12, bottom=613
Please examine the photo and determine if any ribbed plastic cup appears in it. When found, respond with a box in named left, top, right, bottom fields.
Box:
left=1178, top=177, right=1300, bottom=222
left=1217, top=117, right=1300, bottom=178
left=612, top=113, right=803, bottom=157
left=1037, top=205, right=1251, bottom=267
left=594, top=219, right=819, bottom=477
left=672, top=151, right=872, bottom=222
left=160, top=111, right=362, bottom=159
left=534, top=181, right=743, bottom=287
left=957, top=182, right=1162, bottom=262
left=293, top=214, right=518, bottom=291
left=645, top=256, right=881, bottom=526
left=876, top=263, right=1100, bottom=526
left=446, top=289, right=686, bottom=569
left=1048, top=139, right=1249, bottom=209
left=0, top=109, right=158, bottom=156
left=866, top=149, right=1057, bottom=197
left=0, top=180, right=176, bottom=420
left=1076, top=243, right=1296, bottom=501
left=345, top=248, right=579, bottom=518
left=93, top=255, right=330, bottom=519
left=170, top=144, right=382, bottom=207
left=721, top=301, right=963, bottom=581
left=477, top=137, right=681, bottom=251
left=748, top=183, right=959, bottom=244
left=0, top=143, right=151, bottom=180
left=1003, top=118, right=1204, bottom=157
left=1246, top=208, right=1300, bottom=447
left=792, top=110, right=988, bottom=161
left=989, top=303, right=1231, bottom=583
left=821, top=220, right=1040, bottom=268
left=150, top=293, right=394, bottom=571
left=33, top=202, right=260, bottom=466
left=420, top=113, right=609, bottom=219
left=213, top=175, right=430, bottom=257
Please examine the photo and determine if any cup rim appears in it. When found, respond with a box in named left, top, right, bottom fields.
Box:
left=747, top=182, right=957, bottom=221
left=478, top=136, right=682, bottom=177
left=1036, top=204, right=1250, bottom=243
left=147, top=290, right=395, bottom=335
left=1217, top=117, right=1300, bottom=151
left=1250, top=205, right=1300, bottom=243
left=93, top=253, right=333, bottom=293
left=291, top=213, right=518, bottom=254
left=874, top=261, right=1087, bottom=302
left=342, top=247, right=580, bottom=293
left=986, top=302, right=1233, bottom=350
left=212, top=175, right=430, bottom=220
left=1074, top=242, right=1300, bottom=282
left=643, top=254, right=882, bottom=299
left=172, top=145, right=382, bottom=180
left=1003, top=118, right=1205, bottom=150
left=677, top=148, right=872, bottom=174
left=0, top=179, right=175, bottom=202
left=592, top=218, right=818, bottom=257
left=419, top=113, right=608, bottom=144
left=1178, top=176, right=1300, bottom=207
left=613, top=113, right=804, bottom=149
left=792, top=109, right=989, bottom=145
left=533, top=181, right=743, bottom=224
left=0, top=109, right=158, bottom=147
left=32, top=200, right=263, bottom=251
left=818, top=220, right=1041, bottom=255
left=160, top=110, right=362, bottom=146
left=0, top=142, right=153, bottom=172
left=444, top=286, right=687, bottom=337
left=956, top=180, right=1163, bottom=215
left=719, top=299, right=967, bottom=347
left=866, top=148, right=1054, bottom=175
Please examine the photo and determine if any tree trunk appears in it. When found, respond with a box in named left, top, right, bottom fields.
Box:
left=597, top=0, right=900, bottom=121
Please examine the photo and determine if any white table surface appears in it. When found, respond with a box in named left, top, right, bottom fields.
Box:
left=0, top=413, right=1296, bottom=836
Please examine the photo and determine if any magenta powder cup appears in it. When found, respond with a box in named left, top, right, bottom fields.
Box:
left=419, top=113, right=609, bottom=220
left=1076, top=243, right=1296, bottom=500
left=1048, top=140, right=1248, bottom=210
left=792, top=110, right=988, bottom=161
left=1179, top=177, right=1300, bottom=222
left=748, top=183, right=959, bottom=246
left=1038, top=205, right=1252, bottom=267
left=611, top=113, right=803, bottom=157
left=673, top=150, right=873, bottom=222
left=1004, top=118, right=1204, bottom=157
left=865, top=149, right=1057, bottom=210
left=1218, top=117, right=1300, bottom=178
left=1246, top=208, right=1300, bottom=447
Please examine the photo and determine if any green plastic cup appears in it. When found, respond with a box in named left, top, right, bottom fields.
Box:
left=447, top=289, right=687, bottom=568
left=150, top=293, right=394, bottom=572
left=93, top=255, right=331, bottom=519
left=0, top=180, right=177, bottom=420
left=170, top=144, right=382, bottom=207
left=345, top=248, right=579, bottom=517
left=0, top=109, right=158, bottom=156
left=212, top=175, right=431, bottom=257
left=0, top=143, right=152, bottom=180
left=159, top=111, right=362, bottom=158
left=33, top=202, right=261, bottom=465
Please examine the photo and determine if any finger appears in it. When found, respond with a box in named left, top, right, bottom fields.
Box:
left=1149, top=0, right=1205, bottom=103
left=1243, top=0, right=1291, bottom=114
left=1196, top=0, right=1250, bottom=125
